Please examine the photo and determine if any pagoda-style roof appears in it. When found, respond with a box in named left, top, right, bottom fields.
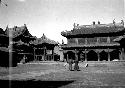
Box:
left=0, top=28, right=5, bottom=35
left=30, top=34, right=58, bottom=45
left=61, top=22, right=125, bottom=37
left=5, top=24, right=32, bottom=38
left=0, top=28, right=8, bottom=37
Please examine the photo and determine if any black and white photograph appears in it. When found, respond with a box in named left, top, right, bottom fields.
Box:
left=0, top=0, right=125, bottom=88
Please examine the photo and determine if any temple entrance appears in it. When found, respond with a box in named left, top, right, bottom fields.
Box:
left=87, top=50, right=98, bottom=61
left=110, top=50, right=120, bottom=61
left=67, top=51, right=75, bottom=60
left=100, top=51, right=108, bottom=61
left=78, top=51, right=85, bottom=61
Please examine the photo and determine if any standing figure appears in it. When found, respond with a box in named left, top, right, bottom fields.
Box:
left=68, top=59, right=74, bottom=71
left=74, top=60, right=79, bottom=71
left=21, top=55, right=27, bottom=64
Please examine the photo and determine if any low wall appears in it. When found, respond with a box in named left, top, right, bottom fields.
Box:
left=81, top=61, right=125, bottom=67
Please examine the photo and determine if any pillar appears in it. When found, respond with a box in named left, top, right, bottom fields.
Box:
left=119, top=50, right=122, bottom=60
left=43, top=46, right=46, bottom=61
left=75, top=38, right=78, bottom=44
left=108, top=48, right=110, bottom=61
left=85, top=38, right=87, bottom=44
left=52, top=49, right=54, bottom=61
left=75, top=49, right=78, bottom=61
left=85, top=49, right=87, bottom=61
left=122, top=48, right=125, bottom=60
left=97, top=51, right=100, bottom=61
left=66, top=53, right=69, bottom=62
left=120, top=48, right=125, bottom=60
left=74, top=49, right=79, bottom=71
left=107, top=37, right=110, bottom=43
left=97, top=37, right=99, bottom=44
left=33, top=47, right=36, bottom=61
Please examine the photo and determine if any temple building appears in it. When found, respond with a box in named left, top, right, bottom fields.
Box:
left=30, top=34, right=59, bottom=61
left=5, top=24, right=36, bottom=62
left=61, top=21, right=125, bottom=62
left=0, top=24, right=36, bottom=66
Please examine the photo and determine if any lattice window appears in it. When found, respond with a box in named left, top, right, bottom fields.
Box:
left=100, top=37, right=107, bottom=43
left=68, top=38, right=76, bottom=44
left=87, top=37, right=97, bottom=44
left=78, top=38, right=85, bottom=44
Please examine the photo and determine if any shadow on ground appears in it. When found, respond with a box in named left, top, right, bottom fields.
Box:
left=0, top=79, right=74, bottom=88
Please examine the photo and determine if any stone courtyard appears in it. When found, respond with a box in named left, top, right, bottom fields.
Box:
left=0, top=61, right=125, bottom=88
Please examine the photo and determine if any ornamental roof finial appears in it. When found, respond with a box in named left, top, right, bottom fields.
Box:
left=62, top=39, right=64, bottom=44
left=113, top=19, right=115, bottom=24
left=121, top=20, right=124, bottom=25
left=98, top=21, right=100, bottom=24
left=73, top=23, right=76, bottom=28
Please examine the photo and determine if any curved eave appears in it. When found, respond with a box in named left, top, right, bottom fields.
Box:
left=113, top=35, right=125, bottom=42
left=61, top=43, right=120, bottom=49
left=61, top=28, right=125, bottom=38
left=30, top=40, right=58, bottom=46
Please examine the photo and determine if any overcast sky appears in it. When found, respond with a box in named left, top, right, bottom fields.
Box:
left=0, top=0, right=124, bottom=43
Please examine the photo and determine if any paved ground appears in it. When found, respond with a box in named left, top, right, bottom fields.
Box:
left=0, top=61, right=125, bottom=88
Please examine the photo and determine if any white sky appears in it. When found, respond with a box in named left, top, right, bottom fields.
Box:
left=0, top=0, right=124, bottom=43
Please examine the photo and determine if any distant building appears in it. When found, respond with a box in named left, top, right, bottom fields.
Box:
left=0, top=24, right=36, bottom=66
left=30, top=33, right=59, bottom=61
left=61, top=21, right=125, bottom=62
left=54, top=45, right=64, bottom=61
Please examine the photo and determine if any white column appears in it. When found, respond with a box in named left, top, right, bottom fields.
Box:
left=97, top=37, right=99, bottom=44
left=108, top=48, right=110, bottom=61
left=75, top=38, right=78, bottom=44
left=107, top=37, right=110, bottom=43
left=120, top=48, right=125, bottom=60
left=75, top=50, right=78, bottom=61
left=85, top=38, right=87, bottom=44
left=97, top=51, right=100, bottom=61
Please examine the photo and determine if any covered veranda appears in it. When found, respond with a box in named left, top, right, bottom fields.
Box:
left=62, top=43, right=125, bottom=62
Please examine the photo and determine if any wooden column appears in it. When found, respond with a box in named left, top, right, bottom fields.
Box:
left=107, top=37, right=110, bottom=43
left=43, top=46, right=46, bottom=61
left=108, top=48, right=110, bottom=61
left=66, top=53, right=69, bottom=62
left=75, top=49, right=78, bottom=61
left=85, top=49, right=87, bottom=61
left=122, top=48, right=125, bottom=60
left=75, top=38, right=78, bottom=44
left=119, top=49, right=122, bottom=60
left=85, top=38, right=87, bottom=44
left=33, top=47, right=36, bottom=61
left=97, top=37, right=99, bottom=44
left=52, top=49, right=54, bottom=61
left=97, top=51, right=100, bottom=61
left=120, top=48, right=125, bottom=60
